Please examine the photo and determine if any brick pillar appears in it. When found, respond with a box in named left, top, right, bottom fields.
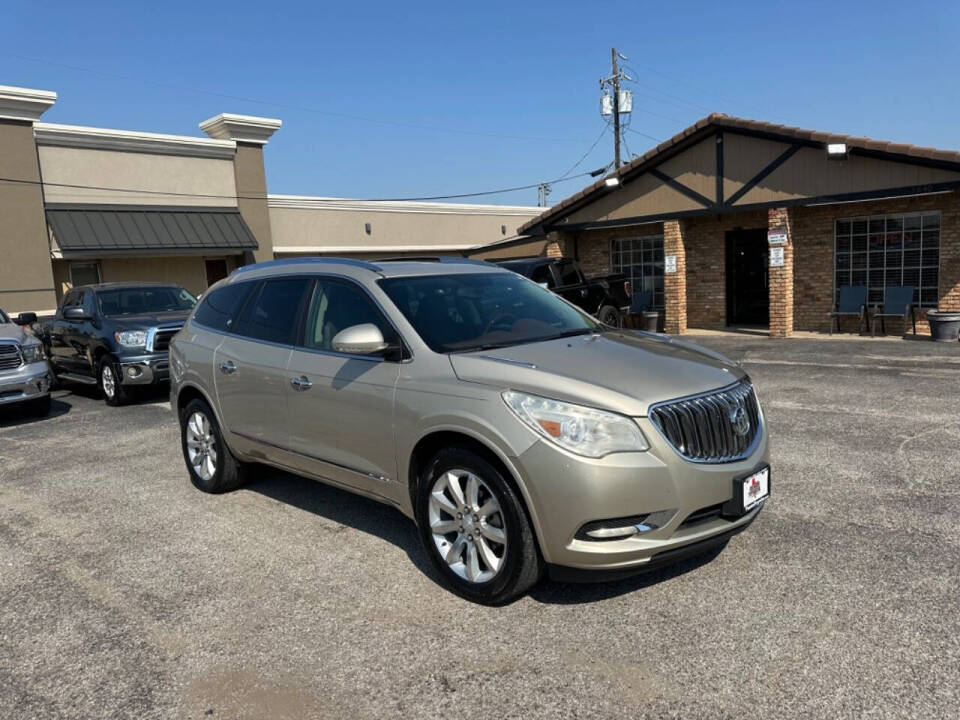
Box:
left=768, top=207, right=794, bottom=337
left=663, top=219, right=687, bottom=334
left=544, top=231, right=566, bottom=258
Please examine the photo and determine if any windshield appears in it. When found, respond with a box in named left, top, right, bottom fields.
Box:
left=96, top=287, right=197, bottom=317
left=378, top=272, right=599, bottom=354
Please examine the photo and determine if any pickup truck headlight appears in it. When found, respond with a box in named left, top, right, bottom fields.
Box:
left=21, top=343, right=46, bottom=363
left=115, top=330, right=148, bottom=348
left=502, top=390, right=648, bottom=458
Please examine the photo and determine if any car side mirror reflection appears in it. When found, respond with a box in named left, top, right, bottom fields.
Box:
left=15, top=312, right=38, bottom=326
left=331, top=323, right=391, bottom=355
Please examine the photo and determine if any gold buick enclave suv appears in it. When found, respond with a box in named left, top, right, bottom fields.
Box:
left=170, top=258, right=769, bottom=604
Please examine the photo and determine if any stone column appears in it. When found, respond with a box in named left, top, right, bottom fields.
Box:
left=200, top=113, right=282, bottom=264
left=768, top=207, right=794, bottom=337
left=663, top=219, right=687, bottom=334
left=0, top=85, right=58, bottom=314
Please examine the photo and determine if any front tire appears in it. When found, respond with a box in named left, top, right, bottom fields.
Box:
left=98, top=356, right=131, bottom=406
left=179, top=398, right=248, bottom=493
left=598, top=304, right=621, bottom=328
left=416, top=447, right=543, bottom=605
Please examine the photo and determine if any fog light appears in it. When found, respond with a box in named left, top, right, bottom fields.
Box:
left=127, top=366, right=141, bottom=379
left=575, top=509, right=677, bottom=542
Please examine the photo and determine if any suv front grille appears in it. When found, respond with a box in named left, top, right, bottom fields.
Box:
left=649, top=379, right=761, bottom=463
left=150, top=326, right=181, bottom=353
left=0, top=343, right=23, bottom=372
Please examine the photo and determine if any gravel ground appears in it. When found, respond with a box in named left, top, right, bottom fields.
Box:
left=1, top=334, right=958, bottom=719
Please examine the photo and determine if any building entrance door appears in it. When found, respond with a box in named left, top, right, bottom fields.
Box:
left=725, top=229, right=769, bottom=326
left=205, top=258, right=229, bottom=287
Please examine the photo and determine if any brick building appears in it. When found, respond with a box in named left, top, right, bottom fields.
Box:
left=517, top=114, right=960, bottom=337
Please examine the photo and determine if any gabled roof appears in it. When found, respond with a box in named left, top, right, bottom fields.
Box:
left=520, top=113, right=960, bottom=234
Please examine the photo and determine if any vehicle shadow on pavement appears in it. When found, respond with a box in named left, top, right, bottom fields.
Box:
left=529, top=544, right=727, bottom=605
left=244, top=469, right=440, bottom=581
left=0, top=396, right=72, bottom=428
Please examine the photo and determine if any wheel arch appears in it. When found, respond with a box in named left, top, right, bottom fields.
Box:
left=406, top=428, right=549, bottom=561
left=175, top=382, right=219, bottom=422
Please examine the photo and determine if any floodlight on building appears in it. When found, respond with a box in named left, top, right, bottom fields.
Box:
left=827, top=143, right=848, bottom=159
left=604, top=177, right=620, bottom=187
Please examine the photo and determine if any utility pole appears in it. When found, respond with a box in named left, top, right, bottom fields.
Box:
left=600, top=48, right=632, bottom=169
left=611, top=47, right=621, bottom=169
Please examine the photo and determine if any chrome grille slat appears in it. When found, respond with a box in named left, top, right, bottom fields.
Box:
left=649, top=379, right=761, bottom=463
left=0, top=343, right=23, bottom=372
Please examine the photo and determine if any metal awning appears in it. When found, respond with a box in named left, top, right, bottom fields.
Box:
left=47, top=205, right=258, bottom=257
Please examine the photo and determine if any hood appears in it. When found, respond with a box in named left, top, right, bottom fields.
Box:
left=105, top=310, right=191, bottom=329
left=0, top=323, right=36, bottom=344
left=448, top=331, right=744, bottom=417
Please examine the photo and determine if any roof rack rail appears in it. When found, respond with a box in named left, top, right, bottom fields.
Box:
left=231, top=257, right=382, bottom=275
left=376, top=255, right=491, bottom=265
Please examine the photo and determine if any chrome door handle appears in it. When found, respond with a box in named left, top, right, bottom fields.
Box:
left=219, top=360, right=237, bottom=375
left=290, top=375, right=313, bottom=391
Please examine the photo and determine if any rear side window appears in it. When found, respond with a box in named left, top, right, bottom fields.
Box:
left=556, top=261, right=582, bottom=287
left=234, top=278, right=311, bottom=344
left=193, top=282, right=253, bottom=332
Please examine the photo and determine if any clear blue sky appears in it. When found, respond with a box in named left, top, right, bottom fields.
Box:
left=5, top=0, right=958, bottom=205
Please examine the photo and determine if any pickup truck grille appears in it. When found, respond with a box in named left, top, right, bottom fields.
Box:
left=649, top=380, right=761, bottom=463
left=0, top=343, right=23, bottom=372
left=150, top=326, right=182, bottom=353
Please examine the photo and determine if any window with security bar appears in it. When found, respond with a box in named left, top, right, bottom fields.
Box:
left=611, top=235, right=665, bottom=308
left=834, top=212, right=940, bottom=308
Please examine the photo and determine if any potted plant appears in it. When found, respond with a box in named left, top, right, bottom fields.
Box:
left=926, top=310, right=960, bottom=342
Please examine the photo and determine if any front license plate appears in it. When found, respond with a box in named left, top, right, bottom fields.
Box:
left=739, top=466, right=770, bottom=512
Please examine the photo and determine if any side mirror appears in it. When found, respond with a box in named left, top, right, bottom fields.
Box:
left=63, top=306, right=91, bottom=322
left=331, top=323, right=390, bottom=355
left=14, top=312, right=38, bottom=326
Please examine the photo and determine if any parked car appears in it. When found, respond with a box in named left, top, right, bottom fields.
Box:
left=170, top=258, right=769, bottom=604
left=40, top=283, right=197, bottom=406
left=492, top=256, right=631, bottom=326
left=0, top=308, right=52, bottom=415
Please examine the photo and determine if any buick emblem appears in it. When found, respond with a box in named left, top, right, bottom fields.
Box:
left=729, top=403, right=750, bottom=437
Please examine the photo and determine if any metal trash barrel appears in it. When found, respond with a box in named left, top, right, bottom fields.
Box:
left=642, top=311, right=660, bottom=333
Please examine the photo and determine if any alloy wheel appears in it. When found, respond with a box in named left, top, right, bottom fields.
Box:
left=428, top=469, right=507, bottom=583
left=185, top=411, right=218, bottom=481
left=101, top=364, right=116, bottom=398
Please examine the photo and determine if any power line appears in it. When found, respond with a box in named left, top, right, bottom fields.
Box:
left=557, top=121, right=611, bottom=179
left=4, top=52, right=587, bottom=144
left=0, top=171, right=597, bottom=203
left=628, top=128, right=665, bottom=143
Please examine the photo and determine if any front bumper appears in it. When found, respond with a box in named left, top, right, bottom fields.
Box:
left=512, top=416, right=770, bottom=575
left=0, top=361, right=52, bottom=406
left=118, top=353, right=170, bottom=385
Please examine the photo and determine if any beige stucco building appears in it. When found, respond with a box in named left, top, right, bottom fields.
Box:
left=0, top=84, right=544, bottom=315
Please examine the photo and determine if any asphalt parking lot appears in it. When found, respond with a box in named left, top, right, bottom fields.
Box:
left=1, top=334, right=958, bottom=719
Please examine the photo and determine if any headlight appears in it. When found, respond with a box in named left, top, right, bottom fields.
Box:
left=21, top=343, right=45, bottom=363
left=502, top=390, right=648, bottom=458
left=115, top=330, right=147, bottom=347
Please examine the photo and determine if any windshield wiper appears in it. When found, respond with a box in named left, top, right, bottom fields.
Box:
left=548, top=328, right=596, bottom=340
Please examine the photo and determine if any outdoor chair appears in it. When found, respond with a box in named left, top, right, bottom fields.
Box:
left=871, top=285, right=917, bottom=337
left=624, top=291, right=653, bottom=329
left=829, top=285, right=869, bottom=335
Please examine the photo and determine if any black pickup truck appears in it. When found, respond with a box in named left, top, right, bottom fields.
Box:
left=493, top=256, right=631, bottom=326
left=39, top=282, right=197, bottom=406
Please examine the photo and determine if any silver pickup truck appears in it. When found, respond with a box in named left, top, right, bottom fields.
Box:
left=0, top=308, right=52, bottom=416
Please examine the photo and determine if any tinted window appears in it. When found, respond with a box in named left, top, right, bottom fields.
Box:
left=0, top=308, right=10, bottom=323
left=530, top=265, right=554, bottom=288
left=193, top=282, right=254, bottom=332
left=235, top=278, right=311, bottom=344
left=556, top=261, right=582, bottom=287
left=379, top=272, right=597, bottom=354
left=302, top=279, right=394, bottom=352
left=97, top=287, right=196, bottom=317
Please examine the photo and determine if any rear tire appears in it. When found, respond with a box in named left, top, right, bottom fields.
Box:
left=98, top=356, right=131, bottom=406
left=598, top=305, right=621, bottom=328
left=179, top=398, right=248, bottom=493
left=416, top=447, right=543, bottom=605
